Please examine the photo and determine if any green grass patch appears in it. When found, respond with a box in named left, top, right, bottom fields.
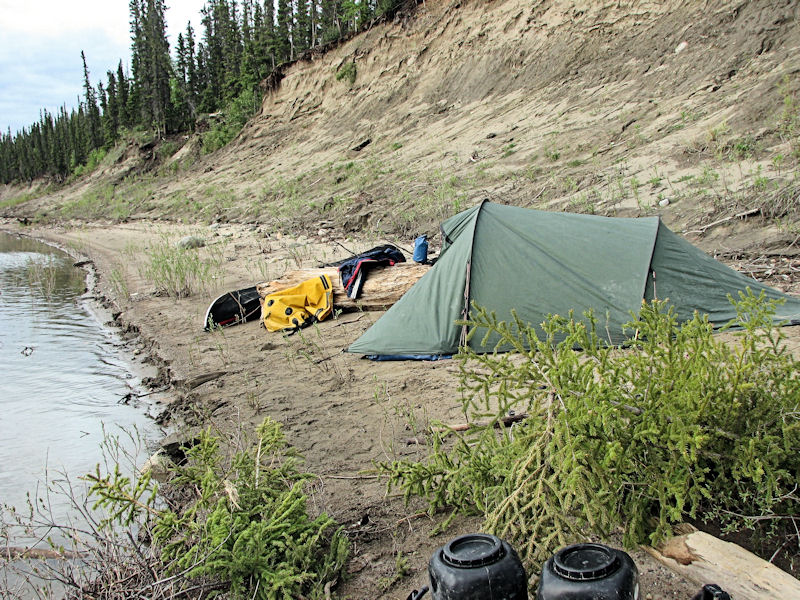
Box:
left=60, top=184, right=134, bottom=221
left=0, top=191, right=37, bottom=210
left=138, top=235, right=223, bottom=297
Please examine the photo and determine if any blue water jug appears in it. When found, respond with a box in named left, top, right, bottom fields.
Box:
left=413, top=235, right=428, bottom=263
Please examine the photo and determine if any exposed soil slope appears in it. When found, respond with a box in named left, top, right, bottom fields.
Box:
left=4, top=0, right=800, bottom=253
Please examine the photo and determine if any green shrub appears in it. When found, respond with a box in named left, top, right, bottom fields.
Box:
left=380, top=292, right=800, bottom=570
left=71, top=147, right=108, bottom=179
left=87, top=418, right=348, bottom=599
left=202, top=88, right=260, bottom=153
left=156, top=140, right=179, bottom=161
left=335, top=62, right=357, bottom=86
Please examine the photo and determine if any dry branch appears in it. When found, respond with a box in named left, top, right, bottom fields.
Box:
left=432, top=412, right=529, bottom=433
left=685, top=207, right=761, bottom=235
left=3, top=546, right=87, bottom=560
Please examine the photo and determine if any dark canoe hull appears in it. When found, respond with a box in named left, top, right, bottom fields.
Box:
left=203, top=286, right=262, bottom=330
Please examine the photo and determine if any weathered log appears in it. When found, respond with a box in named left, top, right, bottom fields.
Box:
left=643, top=528, right=800, bottom=599
left=256, top=262, right=430, bottom=311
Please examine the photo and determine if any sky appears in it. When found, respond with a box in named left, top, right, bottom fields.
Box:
left=0, top=0, right=208, bottom=136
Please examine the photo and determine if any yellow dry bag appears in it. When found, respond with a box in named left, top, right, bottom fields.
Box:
left=262, top=275, right=334, bottom=333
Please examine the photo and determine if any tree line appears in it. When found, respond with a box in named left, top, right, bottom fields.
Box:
left=1, top=0, right=404, bottom=185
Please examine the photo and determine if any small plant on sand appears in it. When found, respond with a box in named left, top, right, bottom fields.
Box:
left=79, top=418, right=349, bottom=599
left=108, top=264, right=130, bottom=301
left=207, top=320, right=231, bottom=366
left=707, top=120, right=730, bottom=143
left=567, top=193, right=595, bottom=215
left=335, top=61, right=357, bottom=86
left=379, top=549, right=411, bottom=591
left=380, top=292, right=800, bottom=574
left=544, top=144, right=560, bottom=162
left=290, top=324, right=347, bottom=384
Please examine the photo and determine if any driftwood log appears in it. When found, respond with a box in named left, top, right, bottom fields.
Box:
left=256, top=262, right=430, bottom=311
left=644, top=527, right=800, bottom=599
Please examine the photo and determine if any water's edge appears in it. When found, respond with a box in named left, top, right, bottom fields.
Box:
left=3, top=226, right=175, bottom=409
left=0, top=227, right=182, bottom=598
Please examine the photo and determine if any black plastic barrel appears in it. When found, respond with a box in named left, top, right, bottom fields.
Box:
left=428, top=533, right=527, bottom=599
left=537, top=543, right=639, bottom=600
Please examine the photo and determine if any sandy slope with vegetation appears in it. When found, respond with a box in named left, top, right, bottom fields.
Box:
left=2, top=0, right=800, bottom=597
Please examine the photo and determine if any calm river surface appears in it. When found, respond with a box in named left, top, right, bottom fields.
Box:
left=0, top=231, right=156, bottom=529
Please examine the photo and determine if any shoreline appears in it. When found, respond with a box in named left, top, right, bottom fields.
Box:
left=0, top=222, right=173, bottom=422
left=0, top=224, right=166, bottom=596
left=0, top=217, right=708, bottom=598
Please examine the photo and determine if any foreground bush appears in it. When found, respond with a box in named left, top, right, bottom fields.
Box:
left=80, top=418, right=348, bottom=599
left=381, top=292, right=800, bottom=568
left=2, top=422, right=346, bottom=599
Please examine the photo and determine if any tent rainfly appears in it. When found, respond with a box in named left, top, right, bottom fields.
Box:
left=348, top=201, right=800, bottom=358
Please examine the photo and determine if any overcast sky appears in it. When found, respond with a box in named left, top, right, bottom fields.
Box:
left=0, top=0, right=207, bottom=135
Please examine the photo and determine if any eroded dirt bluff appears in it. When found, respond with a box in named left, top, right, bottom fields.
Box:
left=3, top=0, right=799, bottom=249
left=155, top=0, right=799, bottom=244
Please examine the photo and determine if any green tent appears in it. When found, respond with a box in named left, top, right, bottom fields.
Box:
left=348, top=201, right=800, bottom=358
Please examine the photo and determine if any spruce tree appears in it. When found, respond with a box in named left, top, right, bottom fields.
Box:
left=308, top=0, right=319, bottom=49
left=219, top=0, right=243, bottom=101
left=128, top=0, right=145, bottom=125
left=261, top=0, right=276, bottom=68
left=294, top=0, right=311, bottom=56
left=116, top=62, right=131, bottom=129
left=176, top=32, right=189, bottom=85
left=240, top=0, right=260, bottom=91
left=200, top=3, right=223, bottom=111
left=54, top=106, right=71, bottom=177
left=319, top=0, right=342, bottom=43
left=0, top=130, right=13, bottom=183
left=97, top=81, right=109, bottom=145
left=275, top=0, right=293, bottom=62
left=144, top=0, right=173, bottom=136
left=104, top=70, right=120, bottom=143
left=173, top=31, right=194, bottom=128
left=81, top=51, right=103, bottom=150
left=179, top=23, right=199, bottom=119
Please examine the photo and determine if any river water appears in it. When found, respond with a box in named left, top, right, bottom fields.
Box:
left=0, top=231, right=156, bottom=550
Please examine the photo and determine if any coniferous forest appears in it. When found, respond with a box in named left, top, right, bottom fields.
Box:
left=0, top=0, right=403, bottom=185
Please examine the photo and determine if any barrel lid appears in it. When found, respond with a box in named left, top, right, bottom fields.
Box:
left=441, top=534, right=504, bottom=568
left=552, top=543, right=620, bottom=581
